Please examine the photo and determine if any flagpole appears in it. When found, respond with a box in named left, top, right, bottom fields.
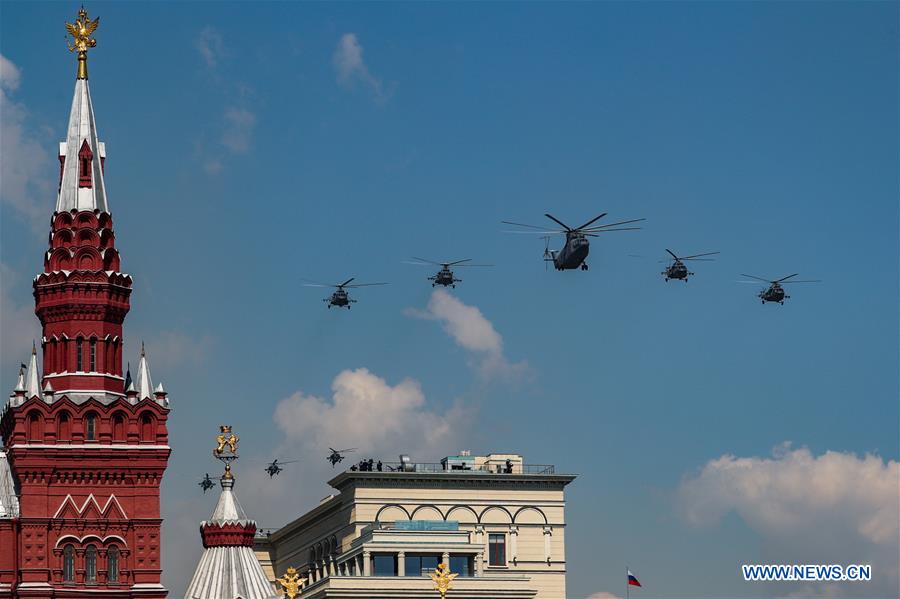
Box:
left=626, top=565, right=629, bottom=599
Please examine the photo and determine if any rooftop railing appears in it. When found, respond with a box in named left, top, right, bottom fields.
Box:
left=346, top=461, right=556, bottom=475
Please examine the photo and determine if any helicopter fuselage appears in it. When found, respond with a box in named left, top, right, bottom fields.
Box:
left=550, top=233, right=590, bottom=270
left=326, top=289, right=355, bottom=308
left=663, top=260, right=690, bottom=281
left=760, top=284, right=788, bottom=304
left=429, top=267, right=458, bottom=287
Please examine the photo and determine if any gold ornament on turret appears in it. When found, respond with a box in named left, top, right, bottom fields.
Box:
left=213, top=425, right=240, bottom=479
left=276, top=566, right=303, bottom=598
left=430, top=562, right=458, bottom=598
left=65, top=7, right=100, bottom=80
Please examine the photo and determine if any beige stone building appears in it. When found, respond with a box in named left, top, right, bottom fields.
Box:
left=254, top=452, right=576, bottom=598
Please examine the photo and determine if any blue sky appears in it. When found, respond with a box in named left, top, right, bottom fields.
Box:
left=1, top=2, right=897, bottom=598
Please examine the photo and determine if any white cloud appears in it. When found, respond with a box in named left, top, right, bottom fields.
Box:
left=333, top=33, right=389, bottom=103
left=407, top=289, right=528, bottom=379
left=0, top=54, right=53, bottom=228
left=136, top=330, right=212, bottom=375
left=0, top=262, right=41, bottom=375
left=195, top=27, right=224, bottom=69
left=679, top=444, right=900, bottom=596
left=274, top=367, right=462, bottom=455
left=585, top=593, right=623, bottom=599
left=221, top=107, right=256, bottom=154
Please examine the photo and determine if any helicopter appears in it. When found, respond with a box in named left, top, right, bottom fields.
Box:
left=265, top=459, right=300, bottom=478
left=198, top=473, right=215, bottom=494
left=405, top=257, right=493, bottom=288
left=303, top=278, right=388, bottom=309
left=503, top=213, right=645, bottom=271
left=739, top=273, right=821, bottom=304
left=660, top=249, right=720, bottom=281
left=327, top=447, right=357, bottom=468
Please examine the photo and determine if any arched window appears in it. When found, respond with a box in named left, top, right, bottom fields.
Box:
left=140, top=413, right=154, bottom=442
left=76, top=337, right=84, bottom=372
left=57, top=411, right=71, bottom=440
left=85, top=545, right=97, bottom=583
left=112, top=413, right=125, bottom=442
left=89, top=338, right=97, bottom=372
left=63, top=544, right=75, bottom=582
left=85, top=413, right=97, bottom=441
left=28, top=412, right=42, bottom=442
left=107, top=545, right=119, bottom=583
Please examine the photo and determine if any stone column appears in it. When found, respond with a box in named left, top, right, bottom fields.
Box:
left=442, top=552, right=450, bottom=569
left=397, top=551, right=405, bottom=577
left=362, top=551, right=371, bottom=576
left=475, top=552, right=484, bottom=576
left=509, top=525, right=519, bottom=565
left=543, top=526, right=552, bottom=564
left=475, top=525, right=486, bottom=571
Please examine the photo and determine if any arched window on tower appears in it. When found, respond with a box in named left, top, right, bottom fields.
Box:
left=85, top=413, right=97, bottom=441
left=57, top=411, right=71, bottom=441
left=78, top=139, right=93, bottom=188
left=107, top=545, right=120, bottom=583
left=89, top=338, right=97, bottom=372
left=76, top=337, right=84, bottom=372
left=85, top=545, right=97, bottom=584
left=140, top=413, right=155, bottom=442
left=28, top=412, right=42, bottom=442
left=63, top=544, right=75, bottom=582
left=112, top=413, right=125, bottom=442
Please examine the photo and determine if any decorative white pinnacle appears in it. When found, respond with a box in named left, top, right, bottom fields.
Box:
left=135, top=342, right=153, bottom=401
left=25, top=343, right=40, bottom=399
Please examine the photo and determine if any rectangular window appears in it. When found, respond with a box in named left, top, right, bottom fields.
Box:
left=489, top=534, right=506, bottom=566
left=372, top=553, right=397, bottom=576
left=404, top=554, right=440, bottom=577
left=76, top=338, right=83, bottom=371
left=450, top=555, right=472, bottom=577
left=89, top=339, right=96, bottom=371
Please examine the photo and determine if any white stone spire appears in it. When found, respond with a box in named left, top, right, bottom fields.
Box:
left=56, top=77, right=108, bottom=213
left=24, top=342, right=40, bottom=399
left=136, top=342, right=153, bottom=401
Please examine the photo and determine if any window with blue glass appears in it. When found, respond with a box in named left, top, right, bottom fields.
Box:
left=404, top=554, right=441, bottom=576
left=372, top=553, right=397, bottom=576
left=450, top=555, right=472, bottom=577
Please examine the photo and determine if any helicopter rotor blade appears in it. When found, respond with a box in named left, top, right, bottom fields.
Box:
left=338, top=278, right=355, bottom=288
left=665, top=249, right=679, bottom=259
left=456, top=263, right=493, bottom=267
left=740, top=274, right=774, bottom=283
left=501, top=220, right=560, bottom=232
left=411, top=257, right=442, bottom=266
left=583, top=218, right=646, bottom=230
left=544, top=213, right=574, bottom=231
left=574, top=213, right=608, bottom=230
left=583, top=227, right=643, bottom=236
left=681, top=251, right=720, bottom=260
left=446, top=258, right=473, bottom=266
left=781, top=280, right=821, bottom=284
left=344, top=282, right=389, bottom=288
left=776, top=273, right=800, bottom=283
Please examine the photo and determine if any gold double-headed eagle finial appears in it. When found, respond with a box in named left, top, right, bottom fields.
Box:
left=213, top=425, right=240, bottom=479
left=65, top=7, right=100, bottom=80
left=276, top=566, right=303, bottom=598
left=430, top=562, right=458, bottom=598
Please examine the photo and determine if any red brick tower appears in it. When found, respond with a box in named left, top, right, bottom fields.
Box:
left=0, top=8, right=171, bottom=598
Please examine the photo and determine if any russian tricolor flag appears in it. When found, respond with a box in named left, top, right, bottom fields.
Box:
left=628, top=569, right=642, bottom=587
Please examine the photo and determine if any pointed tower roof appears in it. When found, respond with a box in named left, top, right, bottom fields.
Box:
left=0, top=450, right=20, bottom=519
left=184, top=427, right=280, bottom=599
left=136, top=342, right=154, bottom=401
left=57, top=8, right=107, bottom=213
left=24, top=342, right=40, bottom=399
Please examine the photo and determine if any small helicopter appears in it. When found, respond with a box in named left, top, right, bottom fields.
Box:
left=405, top=257, right=493, bottom=288
left=660, top=249, right=720, bottom=281
left=327, top=447, right=357, bottom=468
left=198, top=473, right=215, bottom=494
left=303, top=278, right=388, bottom=309
left=739, top=273, right=821, bottom=304
left=265, top=459, right=300, bottom=478
left=503, top=213, right=645, bottom=271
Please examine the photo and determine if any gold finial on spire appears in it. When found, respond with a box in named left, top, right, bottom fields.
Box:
left=276, top=566, right=303, bottom=598
left=66, top=6, right=100, bottom=80
left=213, top=425, right=240, bottom=479
left=430, top=562, right=458, bottom=598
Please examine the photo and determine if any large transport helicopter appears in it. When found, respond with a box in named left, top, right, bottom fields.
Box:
left=503, top=213, right=645, bottom=271
left=303, top=278, right=388, bottom=309
left=739, top=273, right=821, bottom=304
left=661, top=249, right=720, bottom=281
left=327, top=447, right=357, bottom=468
left=404, top=257, right=493, bottom=288
left=264, top=458, right=299, bottom=478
